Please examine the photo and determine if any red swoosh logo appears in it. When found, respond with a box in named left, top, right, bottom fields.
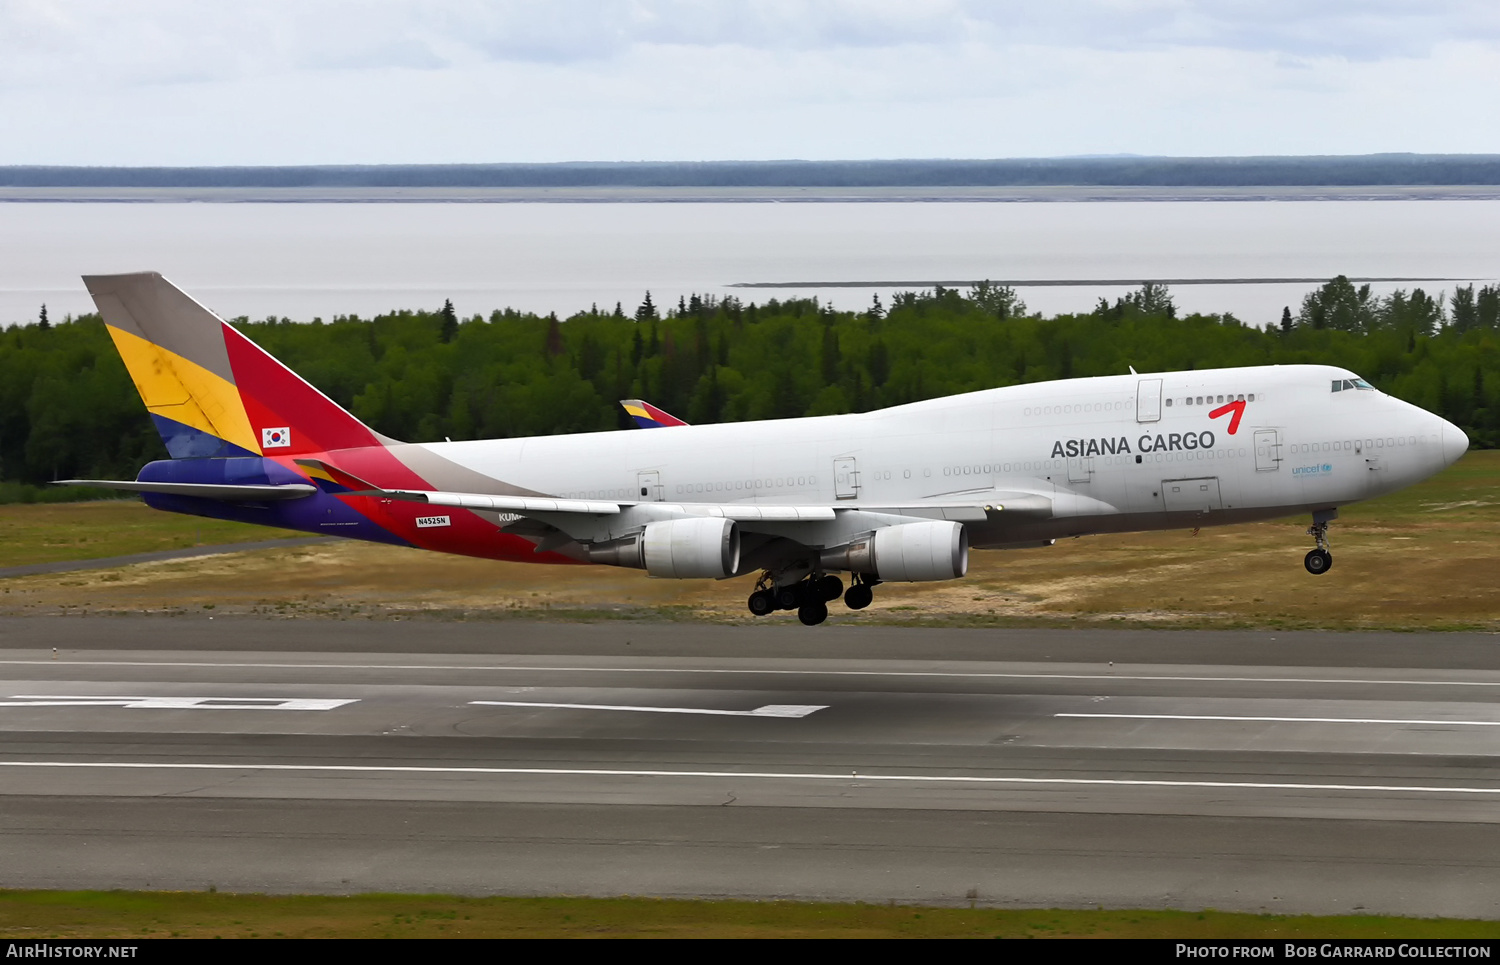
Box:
left=1208, top=399, right=1247, bottom=434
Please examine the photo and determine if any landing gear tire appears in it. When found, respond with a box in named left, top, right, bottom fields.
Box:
left=775, top=583, right=803, bottom=610
left=844, top=583, right=873, bottom=610
left=818, top=574, right=843, bottom=601
left=748, top=589, right=776, bottom=616
left=798, top=598, right=829, bottom=626
left=1304, top=548, right=1333, bottom=575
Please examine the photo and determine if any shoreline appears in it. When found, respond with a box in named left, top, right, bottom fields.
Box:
left=6, top=184, right=1500, bottom=204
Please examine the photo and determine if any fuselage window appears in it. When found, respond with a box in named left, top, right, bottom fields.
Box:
left=1165, top=398, right=1173, bottom=407
left=1248, top=394, right=1256, bottom=402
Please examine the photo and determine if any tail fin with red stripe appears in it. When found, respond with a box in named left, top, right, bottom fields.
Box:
left=83, top=272, right=388, bottom=459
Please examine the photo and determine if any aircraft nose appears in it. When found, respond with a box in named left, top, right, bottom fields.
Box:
left=1441, top=419, right=1469, bottom=468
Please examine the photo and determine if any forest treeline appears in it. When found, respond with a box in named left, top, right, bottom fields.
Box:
left=2, top=276, right=1498, bottom=501
left=7, top=155, right=1500, bottom=188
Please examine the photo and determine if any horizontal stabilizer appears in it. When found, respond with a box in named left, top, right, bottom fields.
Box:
left=56, top=479, right=317, bottom=501
left=295, top=459, right=624, bottom=515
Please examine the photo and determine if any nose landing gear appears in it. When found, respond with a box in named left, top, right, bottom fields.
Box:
left=1304, top=508, right=1337, bottom=575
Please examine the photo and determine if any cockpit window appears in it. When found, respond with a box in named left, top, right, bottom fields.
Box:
left=1332, top=377, right=1375, bottom=392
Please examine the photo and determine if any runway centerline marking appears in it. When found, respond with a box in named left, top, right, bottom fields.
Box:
left=1, top=760, right=1497, bottom=796
left=0, top=695, right=358, bottom=711
left=470, top=700, right=827, bottom=718
left=4, top=660, right=1497, bottom=689
left=1058, top=713, right=1500, bottom=726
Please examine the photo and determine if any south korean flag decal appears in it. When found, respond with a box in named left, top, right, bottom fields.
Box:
left=262, top=427, right=292, bottom=449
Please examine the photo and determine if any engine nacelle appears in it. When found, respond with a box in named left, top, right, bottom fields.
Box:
left=641, top=517, right=741, bottom=579
left=821, top=520, right=968, bottom=582
left=587, top=517, right=740, bottom=578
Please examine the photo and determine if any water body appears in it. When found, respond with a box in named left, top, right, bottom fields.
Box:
left=2, top=199, right=1496, bottom=327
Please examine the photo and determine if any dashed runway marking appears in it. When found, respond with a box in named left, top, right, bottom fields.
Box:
left=0, top=695, right=358, bottom=711
left=469, top=700, right=827, bottom=718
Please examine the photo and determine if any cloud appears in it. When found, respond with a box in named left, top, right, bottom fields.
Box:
left=1, top=2, right=1498, bottom=163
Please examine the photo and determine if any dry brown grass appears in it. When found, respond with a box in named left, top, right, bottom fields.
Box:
left=3, top=452, right=1496, bottom=630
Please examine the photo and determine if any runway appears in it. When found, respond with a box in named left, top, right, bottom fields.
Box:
left=1, top=617, right=1498, bottom=917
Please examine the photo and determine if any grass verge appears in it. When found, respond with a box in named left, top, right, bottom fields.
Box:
left=0, top=499, right=300, bottom=568
left=2, top=891, right=1498, bottom=939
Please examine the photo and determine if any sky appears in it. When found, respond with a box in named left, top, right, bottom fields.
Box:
left=3, top=1, right=1499, bottom=166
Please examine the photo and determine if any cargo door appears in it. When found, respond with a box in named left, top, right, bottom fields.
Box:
left=1162, top=477, right=1223, bottom=513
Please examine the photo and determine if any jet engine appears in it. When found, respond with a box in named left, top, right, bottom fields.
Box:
left=587, top=516, right=740, bottom=579
left=821, top=519, right=968, bottom=582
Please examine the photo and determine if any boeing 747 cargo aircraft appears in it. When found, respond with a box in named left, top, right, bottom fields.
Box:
left=67, top=273, right=1468, bottom=625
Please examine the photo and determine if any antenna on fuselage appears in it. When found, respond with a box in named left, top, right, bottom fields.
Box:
left=1129, top=365, right=1138, bottom=375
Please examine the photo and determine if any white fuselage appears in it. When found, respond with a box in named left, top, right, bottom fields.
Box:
left=415, top=363, right=1466, bottom=548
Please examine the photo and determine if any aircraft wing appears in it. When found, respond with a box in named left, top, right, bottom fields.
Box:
left=295, top=458, right=1051, bottom=531
left=862, top=493, right=1055, bottom=521
left=296, top=458, right=837, bottom=522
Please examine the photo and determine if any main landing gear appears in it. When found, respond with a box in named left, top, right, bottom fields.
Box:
left=843, top=574, right=879, bottom=610
left=1303, top=508, right=1337, bottom=575
left=748, top=572, right=880, bottom=625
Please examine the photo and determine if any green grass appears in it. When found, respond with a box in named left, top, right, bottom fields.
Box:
left=2, top=891, right=1497, bottom=939
left=0, top=499, right=301, bottom=568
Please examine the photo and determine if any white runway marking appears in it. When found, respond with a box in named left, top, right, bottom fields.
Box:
left=1, top=760, right=1497, bottom=795
left=470, top=700, right=827, bottom=718
left=1058, top=713, right=1500, bottom=726
left=0, top=695, right=358, bottom=711
left=5, top=659, right=1498, bottom=688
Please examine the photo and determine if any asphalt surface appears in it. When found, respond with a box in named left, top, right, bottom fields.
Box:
left=1, top=616, right=1497, bottom=916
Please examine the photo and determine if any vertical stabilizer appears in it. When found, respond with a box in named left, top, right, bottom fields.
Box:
left=84, top=272, right=386, bottom=458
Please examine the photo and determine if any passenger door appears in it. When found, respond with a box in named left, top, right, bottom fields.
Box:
left=833, top=456, right=860, bottom=500
left=1254, top=429, right=1281, bottom=472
